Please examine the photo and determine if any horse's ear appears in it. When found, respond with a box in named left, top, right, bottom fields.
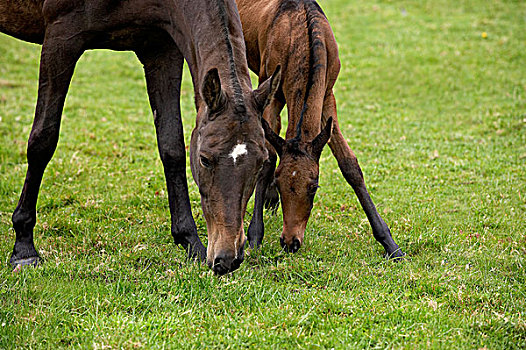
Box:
left=311, top=117, right=333, bottom=160
left=261, top=117, right=285, bottom=157
left=202, top=68, right=226, bottom=114
left=253, top=65, right=281, bottom=111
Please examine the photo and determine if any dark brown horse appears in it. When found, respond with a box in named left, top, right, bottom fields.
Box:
left=237, top=0, right=404, bottom=258
left=0, top=0, right=280, bottom=275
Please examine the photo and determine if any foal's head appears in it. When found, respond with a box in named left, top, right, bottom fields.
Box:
left=263, top=117, right=333, bottom=253
left=190, top=67, right=280, bottom=275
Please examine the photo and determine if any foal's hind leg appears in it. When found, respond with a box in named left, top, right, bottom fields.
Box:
left=136, top=44, right=206, bottom=262
left=247, top=95, right=284, bottom=249
left=322, top=91, right=404, bottom=258
left=10, top=25, right=85, bottom=268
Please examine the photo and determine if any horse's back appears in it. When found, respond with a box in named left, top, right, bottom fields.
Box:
left=238, top=0, right=340, bottom=88
left=0, top=0, right=46, bottom=43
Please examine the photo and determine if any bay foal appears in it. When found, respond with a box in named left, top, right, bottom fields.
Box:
left=0, top=0, right=280, bottom=275
left=237, top=0, right=404, bottom=258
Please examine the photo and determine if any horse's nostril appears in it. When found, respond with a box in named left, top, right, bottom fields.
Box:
left=290, top=238, right=301, bottom=253
left=211, top=253, right=241, bottom=276
left=280, top=237, right=301, bottom=253
left=213, top=256, right=224, bottom=268
left=212, top=256, right=229, bottom=276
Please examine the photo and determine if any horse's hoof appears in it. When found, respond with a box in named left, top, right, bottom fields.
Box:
left=247, top=231, right=262, bottom=249
left=247, top=228, right=263, bottom=250
left=11, top=256, right=40, bottom=272
left=248, top=238, right=262, bottom=250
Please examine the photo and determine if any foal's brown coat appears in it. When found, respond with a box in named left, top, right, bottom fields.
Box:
left=237, top=0, right=404, bottom=257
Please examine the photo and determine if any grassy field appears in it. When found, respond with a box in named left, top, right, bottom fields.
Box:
left=1, top=0, right=525, bottom=348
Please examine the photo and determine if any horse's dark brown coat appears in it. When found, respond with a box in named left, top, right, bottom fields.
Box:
left=237, top=0, right=404, bottom=257
left=1, top=0, right=280, bottom=275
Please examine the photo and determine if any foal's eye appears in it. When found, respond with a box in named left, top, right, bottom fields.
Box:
left=307, top=183, right=319, bottom=197
left=200, top=155, right=212, bottom=169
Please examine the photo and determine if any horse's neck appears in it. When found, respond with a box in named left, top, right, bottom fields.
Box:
left=172, top=0, right=252, bottom=105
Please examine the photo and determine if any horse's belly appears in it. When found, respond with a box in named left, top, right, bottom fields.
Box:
left=0, top=0, right=45, bottom=44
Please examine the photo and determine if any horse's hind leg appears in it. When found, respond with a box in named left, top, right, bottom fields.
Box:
left=136, top=44, right=206, bottom=262
left=263, top=96, right=285, bottom=212
left=322, top=91, right=404, bottom=259
left=10, top=25, right=85, bottom=269
left=247, top=95, right=284, bottom=249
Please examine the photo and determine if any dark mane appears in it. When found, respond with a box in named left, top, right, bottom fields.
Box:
left=215, top=0, right=247, bottom=116
left=300, top=0, right=326, bottom=134
left=279, top=0, right=325, bottom=141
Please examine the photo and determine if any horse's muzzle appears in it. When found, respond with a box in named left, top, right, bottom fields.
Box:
left=209, top=243, right=245, bottom=276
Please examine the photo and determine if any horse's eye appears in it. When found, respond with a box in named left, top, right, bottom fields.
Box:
left=200, top=155, right=212, bottom=169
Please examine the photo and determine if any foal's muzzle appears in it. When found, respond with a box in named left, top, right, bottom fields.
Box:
left=280, top=236, right=302, bottom=253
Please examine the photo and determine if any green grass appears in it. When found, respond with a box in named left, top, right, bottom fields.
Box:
left=1, top=0, right=525, bottom=348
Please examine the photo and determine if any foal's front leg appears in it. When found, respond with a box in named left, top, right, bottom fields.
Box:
left=323, top=91, right=404, bottom=259
left=10, top=25, right=85, bottom=268
left=136, top=45, right=206, bottom=262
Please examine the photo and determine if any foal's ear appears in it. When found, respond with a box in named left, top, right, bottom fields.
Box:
left=261, top=118, right=285, bottom=157
left=202, top=68, right=226, bottom=114
left=253, top=65, right=281, bottom=111
left=311, top=117, right=333, bottom=160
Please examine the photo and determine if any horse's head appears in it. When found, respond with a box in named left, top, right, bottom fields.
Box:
left=262, top=117, right=333, bottom=253
left=190, top=67, right=280, bottom=275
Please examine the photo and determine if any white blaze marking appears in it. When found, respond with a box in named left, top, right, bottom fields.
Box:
left=230, top=143, right=247, bottom=164
left=292, top=171, right=297, bottom=177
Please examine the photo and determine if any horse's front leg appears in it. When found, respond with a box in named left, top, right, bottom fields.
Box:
left=10, top=24, right=85, bottom=269
left=322, top=91, right=404, bottom=259
left=247, top=95, right=284, bottom=249
left=136, top=44, right=206, bottom=262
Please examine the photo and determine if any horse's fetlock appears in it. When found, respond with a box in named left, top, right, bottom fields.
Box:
left=12, top=210, right=36, bottom=233
left=27, top=139, right=55, bottom=169
left=172, top=218, right=197, bottom=241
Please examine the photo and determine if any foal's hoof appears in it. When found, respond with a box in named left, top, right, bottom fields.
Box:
left=384, top=248, right=406, bottom=260
left=11, top=256, right=40, bottom=272
left=264, top=181, right=280, bottom=212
